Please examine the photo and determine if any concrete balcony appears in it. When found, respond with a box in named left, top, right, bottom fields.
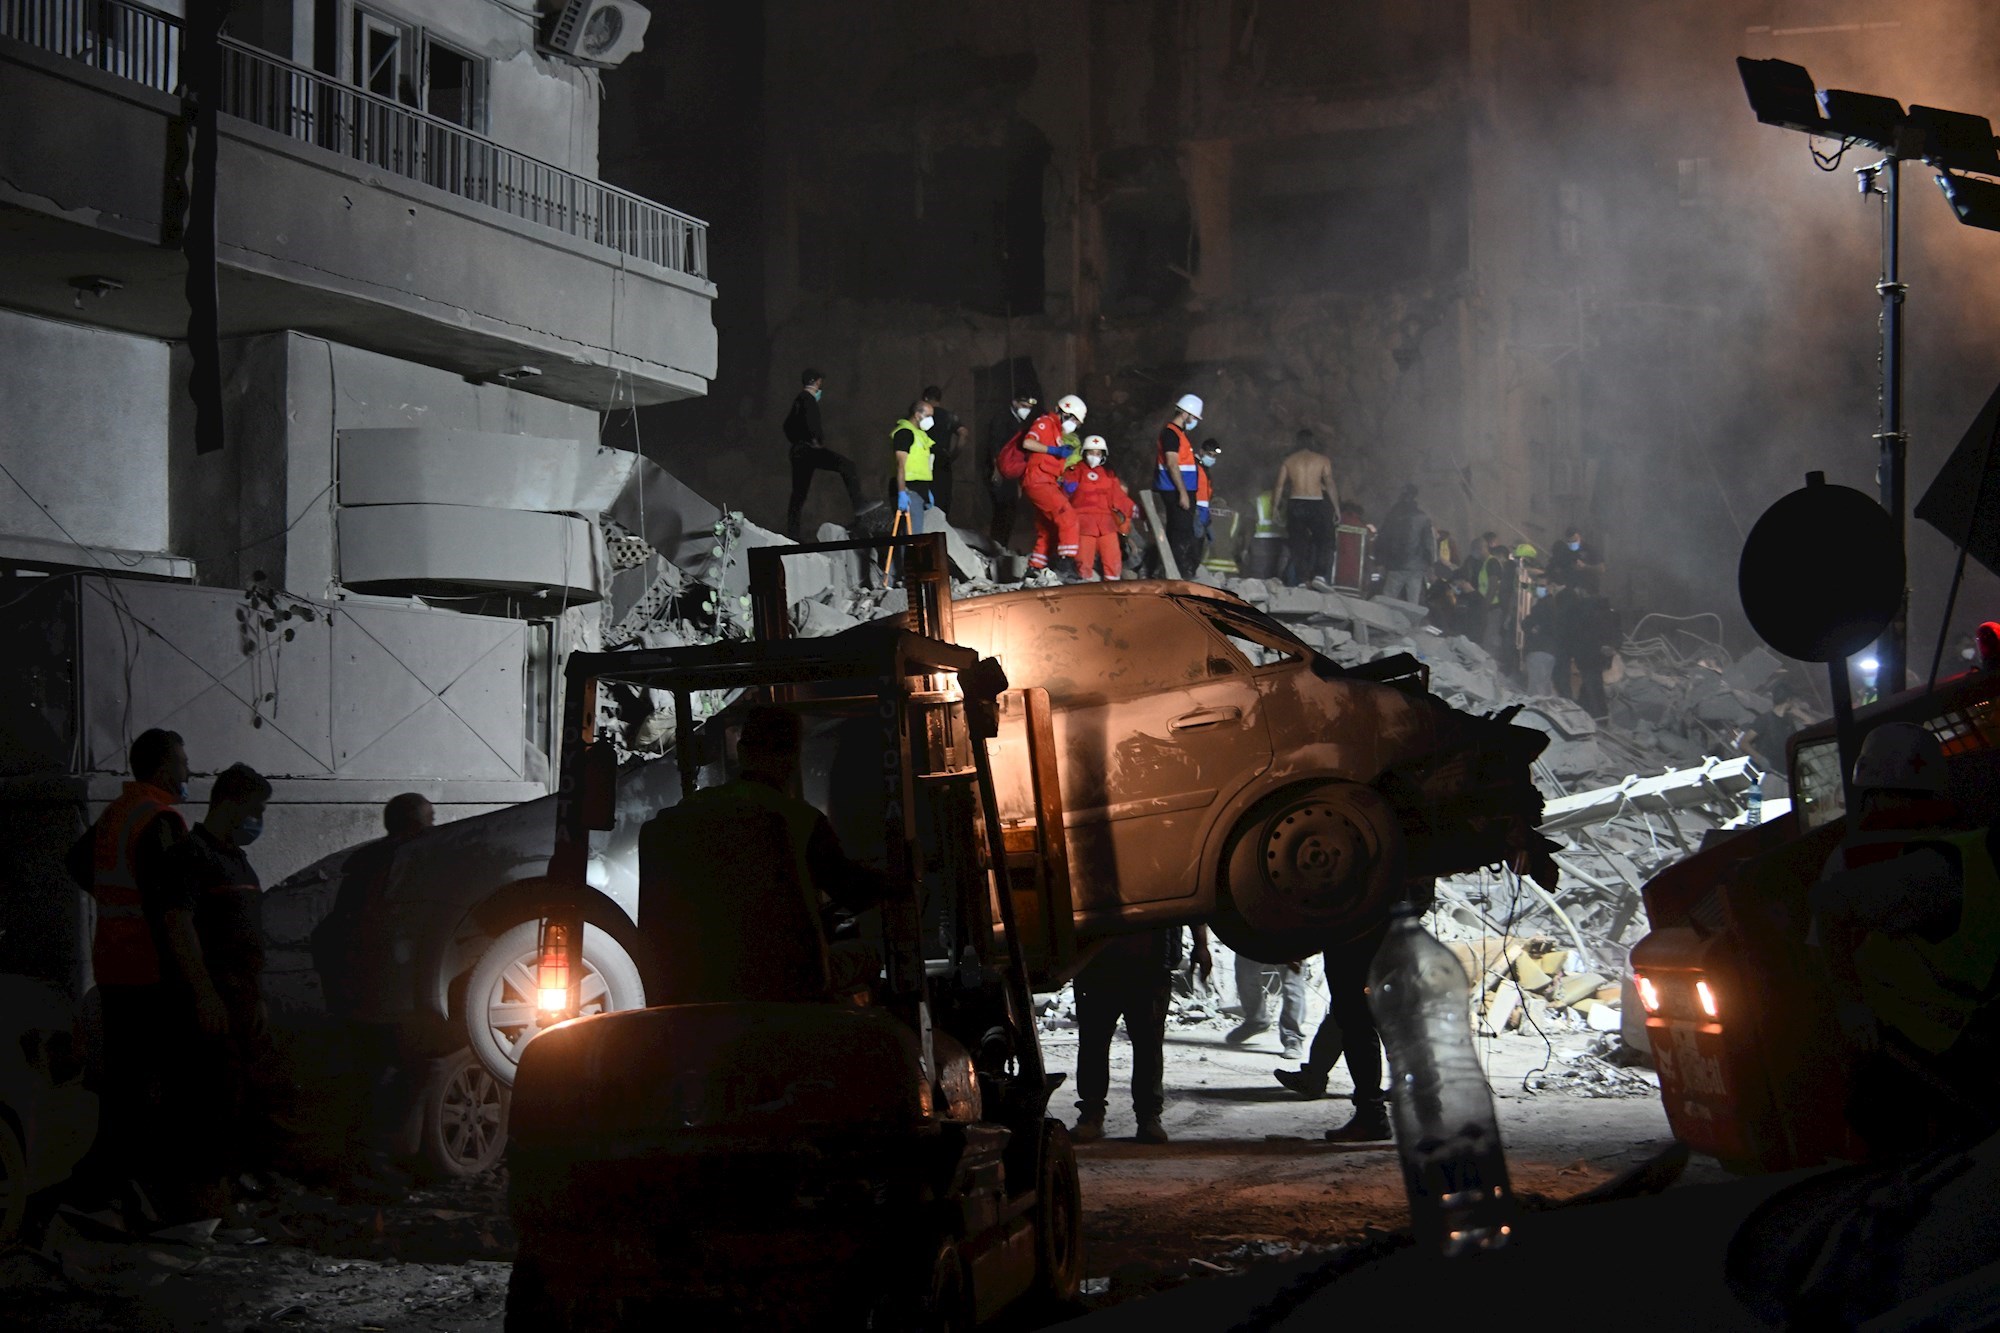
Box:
left=0, top=0, right=717, bottom=408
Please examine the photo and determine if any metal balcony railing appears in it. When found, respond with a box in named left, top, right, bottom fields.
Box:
left=1, top=0, right=710, bottom=280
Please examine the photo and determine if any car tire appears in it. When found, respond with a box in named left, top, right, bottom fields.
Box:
left=1033, top=1118, right=1084, bottom=1305
left=923, top=1236, right=971, bottom=1333
left=415, top=1047, right=510, bottom=1181
left=464, top=918, right=646, bottom=1087
left=1221, top=782, right=1404, bottom=942
left=0, top=1114, right=25, bottom=1247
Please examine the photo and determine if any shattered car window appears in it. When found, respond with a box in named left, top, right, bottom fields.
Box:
left=1185, top=603, right=1304, bottom=671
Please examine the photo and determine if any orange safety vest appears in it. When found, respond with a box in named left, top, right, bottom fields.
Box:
left=1155, top=423, right=1198, bottom=494
left=90, top=781, right=185, bottom=986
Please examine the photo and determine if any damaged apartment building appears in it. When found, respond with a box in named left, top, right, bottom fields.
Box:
left=0, top=0, right=718, bottom=986
left=641, top=0, right=1989, bottom=624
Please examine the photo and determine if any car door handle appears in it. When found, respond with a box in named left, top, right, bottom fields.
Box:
left=1169, top=706, right=1242, bottom=731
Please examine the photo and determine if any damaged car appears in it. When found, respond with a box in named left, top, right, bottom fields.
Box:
left=264, top=581, right=1554, bottom=1115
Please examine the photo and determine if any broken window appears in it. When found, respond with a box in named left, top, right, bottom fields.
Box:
left=1186, top=602, right=1306, bottom=671
left=351, top=6, right=416, bottom=105
left=424, top=36, right=485, bottom=131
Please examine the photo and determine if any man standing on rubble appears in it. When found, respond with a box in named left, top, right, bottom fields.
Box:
left=1273, top=926, right=1392, bottom=1142
left=1153, top=394, right=1207, bottom=577
left=1549, top=581, right=1616, bottom=718
left=920, top=384, right=968, bottom=520
left=1021, top=395, right=1087, bottom=582
left=1272, top=429, right=1339, bottom=588
left=782, top=368, right=866, bottom=539
left=1377, top=485, right=1434, bottom=607
left=1809, top=723, right=2000, bottom=1146
left=985, top=391, right=1038, bottom=546
left=66, top=727, right=190, bottom=1221
left=1073, top=926, right=1212, bottom=1146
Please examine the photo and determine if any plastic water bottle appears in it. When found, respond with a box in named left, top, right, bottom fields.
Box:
left=1367, top=904, right=1518, bottom=1257
left=1746, top=772, right=1764, bottom=827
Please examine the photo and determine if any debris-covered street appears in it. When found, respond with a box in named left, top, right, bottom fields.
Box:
left=3, top=1013, right=1694, bottom=1332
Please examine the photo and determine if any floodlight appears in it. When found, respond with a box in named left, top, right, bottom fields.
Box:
left=1937, top=171, right=2000, bottom=232
left=1737, top=57, right=1827, bottom=135
left=1908, top=105, right=2000, bottom=175
left=1816, top=89, right=1907, bottom=152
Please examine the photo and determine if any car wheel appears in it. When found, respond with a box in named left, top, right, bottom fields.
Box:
left=465, top=919, right=646, bottom=1087
left=1034, top=1119, right=1083, bottom=1304
left=416, top=1048, right=510, bottom=1180
left=0, top=1115, right=24, bottom=1247
left=1223, top=782, right=1403, bottom=939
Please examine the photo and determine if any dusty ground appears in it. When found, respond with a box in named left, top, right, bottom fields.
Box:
left=0, top=1007, right=1701, bottom=1332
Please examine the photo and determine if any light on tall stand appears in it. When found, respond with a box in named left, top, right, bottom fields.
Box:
left=1736, top=59, right=2000, bottom=696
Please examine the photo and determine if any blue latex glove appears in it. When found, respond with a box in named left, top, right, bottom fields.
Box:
left=1062, top=480, right=1079, bottom=496
left=1049, top=444, right=1073, bottom=460
left=896, top=490, right=911, bottom=512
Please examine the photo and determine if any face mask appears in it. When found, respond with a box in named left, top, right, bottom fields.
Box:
left=1013, top=404, right=1031, bottom=421
left=810, top=387, right=822, bottom=401
left=234, top=814, right=263, bottom=846
left=1061, top=417, right=1079, bottom=433
left=1085, top=454, right=1106, bottom=468
left=1200, top=453, right=1218, bottom=467
left=919, top=414, right=935, bottom=431
left=171, top=780, right=188, bottom=800
left=1567, top=540, right=1581, bottom=551
left=1535, top=586, right=1548, bottom=599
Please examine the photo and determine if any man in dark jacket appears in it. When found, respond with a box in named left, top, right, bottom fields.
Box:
left=1378, top=485, right=1434, bottom=605
left=920, top=384, right=968, bottom=518
left=782, top=368, right=865, bottom=538
left=986, top=391, right=1039, bottom=546
left=638, top=705, right=883, bottom=1004
left=157, top=761, right=276, bottom=1226
left=1073, top=926, right=1211, bottom=1145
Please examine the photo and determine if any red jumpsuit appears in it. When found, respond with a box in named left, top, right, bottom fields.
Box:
left=1021, top=412, right=1080, bottom=570
left=1065, top=465, right=1135, bottom=579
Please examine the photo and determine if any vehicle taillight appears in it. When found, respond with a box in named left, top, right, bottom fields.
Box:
left=1635, top=974, right=1661, bottom=1013
left=1696, top=979, right=1720, bottom=1019
left=537, top=920, right=573, bottom=1012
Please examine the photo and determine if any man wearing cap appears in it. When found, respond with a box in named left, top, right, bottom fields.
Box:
left=1153, top=394, right=1207, bottom=577
left=985, top=391, right=1039, bottom=546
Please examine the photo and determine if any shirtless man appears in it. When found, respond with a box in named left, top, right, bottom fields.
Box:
left=1272, top=429, right=1340, bottom=587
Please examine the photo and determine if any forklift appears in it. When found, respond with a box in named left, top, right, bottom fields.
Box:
left=505, top=533, right=1085, bottom=1330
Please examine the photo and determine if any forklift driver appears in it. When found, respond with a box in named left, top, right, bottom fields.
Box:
left=1808, top=722, right=2000, bottom=1146
left=637, top=704, right=885, bottom=1005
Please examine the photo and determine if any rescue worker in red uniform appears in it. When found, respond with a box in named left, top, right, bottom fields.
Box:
left=1062, top=435, right=1134, bottom=581
left=1809, top=722, right=2000, bottom=1147
left=1021, top=393, right=1087, bottom=582
left=64, top=727, right=190, bottom=1220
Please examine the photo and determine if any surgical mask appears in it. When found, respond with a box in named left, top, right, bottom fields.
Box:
left=171, top=780, right=188, bottom=800
left=234, top=815, right=263, bottom=846
left=1085, top=453, right=1106, bottom=468
left=919, top=414, right=935, bottom=431
left=1567, top=540, right=1581, bottom=551
left=810, top=387, right=822, bottom=401
left=1013, top=404, right=1032, bottom=421
left=1200, top=453, right=1218, bottom=467
left=1061, top=416, right=1078, bottom=433
left=1535, top=586, right=1548, bottom=599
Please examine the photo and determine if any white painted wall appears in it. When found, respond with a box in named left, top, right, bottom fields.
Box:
left=0, top=309, right=171, bottom=556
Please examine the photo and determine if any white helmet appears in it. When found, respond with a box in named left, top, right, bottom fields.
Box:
left=1082, top=435, right=1108, bottom=457
left=1057, top=394, right=1088, bottom=422
left=1852, top=722, right=1947, bottom=795
left=1175, top=393, right=1204, bottom=418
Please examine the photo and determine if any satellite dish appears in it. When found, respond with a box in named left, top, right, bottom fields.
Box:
left=1739, top=473, right=1903, bottom=663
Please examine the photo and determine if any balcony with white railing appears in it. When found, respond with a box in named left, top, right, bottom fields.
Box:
left=0, top=0, right=717, bottom=406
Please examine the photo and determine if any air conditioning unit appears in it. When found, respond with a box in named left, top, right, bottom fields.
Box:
left=542, top=0, right=650, bottom=68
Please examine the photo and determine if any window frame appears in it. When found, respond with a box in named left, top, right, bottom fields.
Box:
left=1178, top=597, right=1309, bottom=675
left=341, top=0, right=490, bottom=132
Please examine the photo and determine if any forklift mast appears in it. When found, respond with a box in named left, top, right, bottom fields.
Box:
left=538, top=532, right=1071, bottom=1094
